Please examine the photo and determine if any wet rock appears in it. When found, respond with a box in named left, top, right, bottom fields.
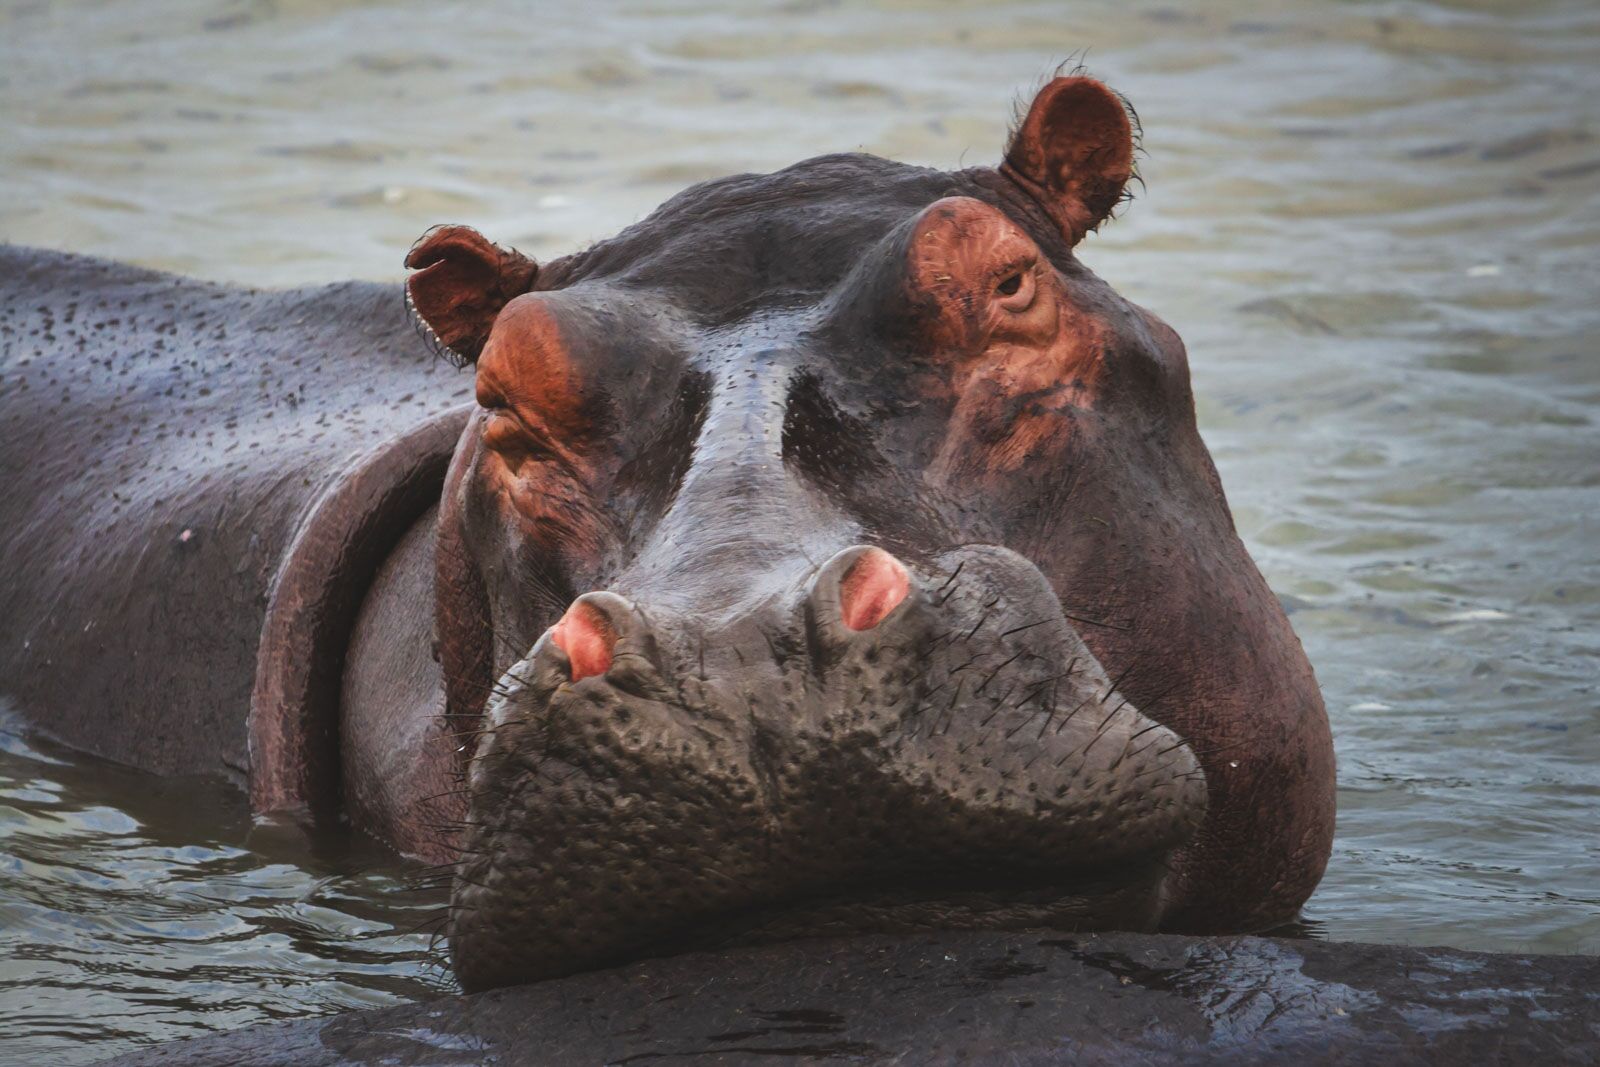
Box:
left=98, top=930, right=1600, bottom=1065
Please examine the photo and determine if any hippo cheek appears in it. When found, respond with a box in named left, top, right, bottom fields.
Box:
left=446, top=546, right=1206, bottom=993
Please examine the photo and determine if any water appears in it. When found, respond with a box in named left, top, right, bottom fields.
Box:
left=0, top=712, right=450, bottom=1066
left=2, top=0, right=1598, bottom=1061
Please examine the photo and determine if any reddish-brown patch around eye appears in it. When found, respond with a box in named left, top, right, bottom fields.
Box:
left=931, top=317, right=1106, bottom=480
left=907, top=196, right=1055, bottom=356
left=905, top=197, right=1107, bottom=480
left=471, top=296, right=610, bottom=567
left=475, top=295, right=590, bottom=454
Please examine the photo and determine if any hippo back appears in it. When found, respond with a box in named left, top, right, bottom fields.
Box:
left=0, top=246, right=464, bottom=784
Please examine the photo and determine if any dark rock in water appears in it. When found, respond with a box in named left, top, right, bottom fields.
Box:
left=97, top=930, right=1600, bottom=1065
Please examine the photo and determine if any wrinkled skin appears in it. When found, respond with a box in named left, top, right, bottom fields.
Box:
left=405, top=78, right=1335, bottom=992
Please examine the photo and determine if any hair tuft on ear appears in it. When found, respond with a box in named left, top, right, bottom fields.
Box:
left=1000, top=73, right=1140, bottom=248
left=405, top=281, right=459, bottom=368
left=404, top=225, right=538, bottom=365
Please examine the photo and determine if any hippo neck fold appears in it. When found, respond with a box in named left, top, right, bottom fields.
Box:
left=248, top=404, right=471, bottom=822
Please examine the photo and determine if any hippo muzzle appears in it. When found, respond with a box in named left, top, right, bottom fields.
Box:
left=452, top=544, right=1204, bottom=991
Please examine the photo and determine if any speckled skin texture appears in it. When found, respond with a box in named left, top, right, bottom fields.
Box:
left=418, top=79, right=1335, bottom=990
left=0, top=245, right=469, bottom=811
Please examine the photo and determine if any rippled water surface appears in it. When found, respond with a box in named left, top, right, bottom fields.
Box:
left=3, top=0, right=1598, bottom=1061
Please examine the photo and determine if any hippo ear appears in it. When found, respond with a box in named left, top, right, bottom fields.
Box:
left=1001, top=77, right=1136, bottom=248
left=405, top=225, right=538, bottom=364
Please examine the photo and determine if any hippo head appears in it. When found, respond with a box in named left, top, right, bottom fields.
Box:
left=406, top=77, right=1334, bottom=993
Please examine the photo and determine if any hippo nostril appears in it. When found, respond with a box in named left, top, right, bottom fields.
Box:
left=839, top=547, right=911, bottom=631
left=549, top=599, right=618, bottom=682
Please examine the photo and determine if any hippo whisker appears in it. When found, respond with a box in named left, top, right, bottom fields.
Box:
left=1061, top=611, right=1132, bottom=632
left=1030, top=685, right=1063, bottom=745
left=963, top=601, right=1000, bottom=640
left=1006, top=696, right=1065, bottom=743
left=411, top=917, right=455, bottom=959
left=435, top=721, right=513, bottom=743
left=406, top=875, right=456, bottom=893
left=1123, top=721, right=1171, bottom=745
left=1111, top=734, right=1170, bottom=774
left=945, top=653, right=985, bottom=676
left=1071, top=701, right=1133, bottom=762
left=1154, top=737, right=1195, bottom=758
left=1018, top=662, right=1077, bottom=707
left=449, top=872, right=496, bottom=893
left=1051, top=693, right=1097, bottom=738
left=402, top=284, right=454, bottom=368
left=408, top=911, right=450, bottom=937
left=976, top=702, right=1006, bottom=730
left=935, top=559, right=966, bottom=593
left=1097, top=699, right=1133, bottom=731
left=1099, top=660, right=1140, bottom=702
left=999, top=618, right=1051, bottom=639
left=934, top=677, right=967, bottom=736
left=1185, top=734, right=1257, bottom=761
left=974, top=649, right=1026, bottom=695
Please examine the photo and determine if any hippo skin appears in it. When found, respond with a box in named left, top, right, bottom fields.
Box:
left=2, top=77, right=1355, bottom=1016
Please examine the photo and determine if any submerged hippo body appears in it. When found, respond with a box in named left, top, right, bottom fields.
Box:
left=0, top=78, right=1334, bottom=992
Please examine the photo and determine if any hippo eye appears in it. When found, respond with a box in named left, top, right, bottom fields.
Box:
left=993, top=264, right=1037, bottom=313
left=481, top=409, right=524, bottom=453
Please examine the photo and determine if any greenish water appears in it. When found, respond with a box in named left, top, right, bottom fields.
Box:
left=0, top=713, right=448, bottom=1064
left=2, top=0, right=1598, bottom=1062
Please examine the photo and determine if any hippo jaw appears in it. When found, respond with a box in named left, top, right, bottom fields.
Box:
left=447, top=544, right=1205, bottom=992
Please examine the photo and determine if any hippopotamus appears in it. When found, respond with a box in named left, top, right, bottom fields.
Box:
left=0, top=77, right=1334, bottom=995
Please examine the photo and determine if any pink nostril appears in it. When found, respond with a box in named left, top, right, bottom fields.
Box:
left=549, top=600, right=617, bottom=681
left=839, top=547, right=911, bottom=631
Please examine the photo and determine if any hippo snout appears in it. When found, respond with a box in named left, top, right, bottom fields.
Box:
left=450, top=545, right=1206, bottom=992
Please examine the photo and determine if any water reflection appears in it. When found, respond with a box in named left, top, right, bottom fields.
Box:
left=0, top=709, right=450, bottom=1066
